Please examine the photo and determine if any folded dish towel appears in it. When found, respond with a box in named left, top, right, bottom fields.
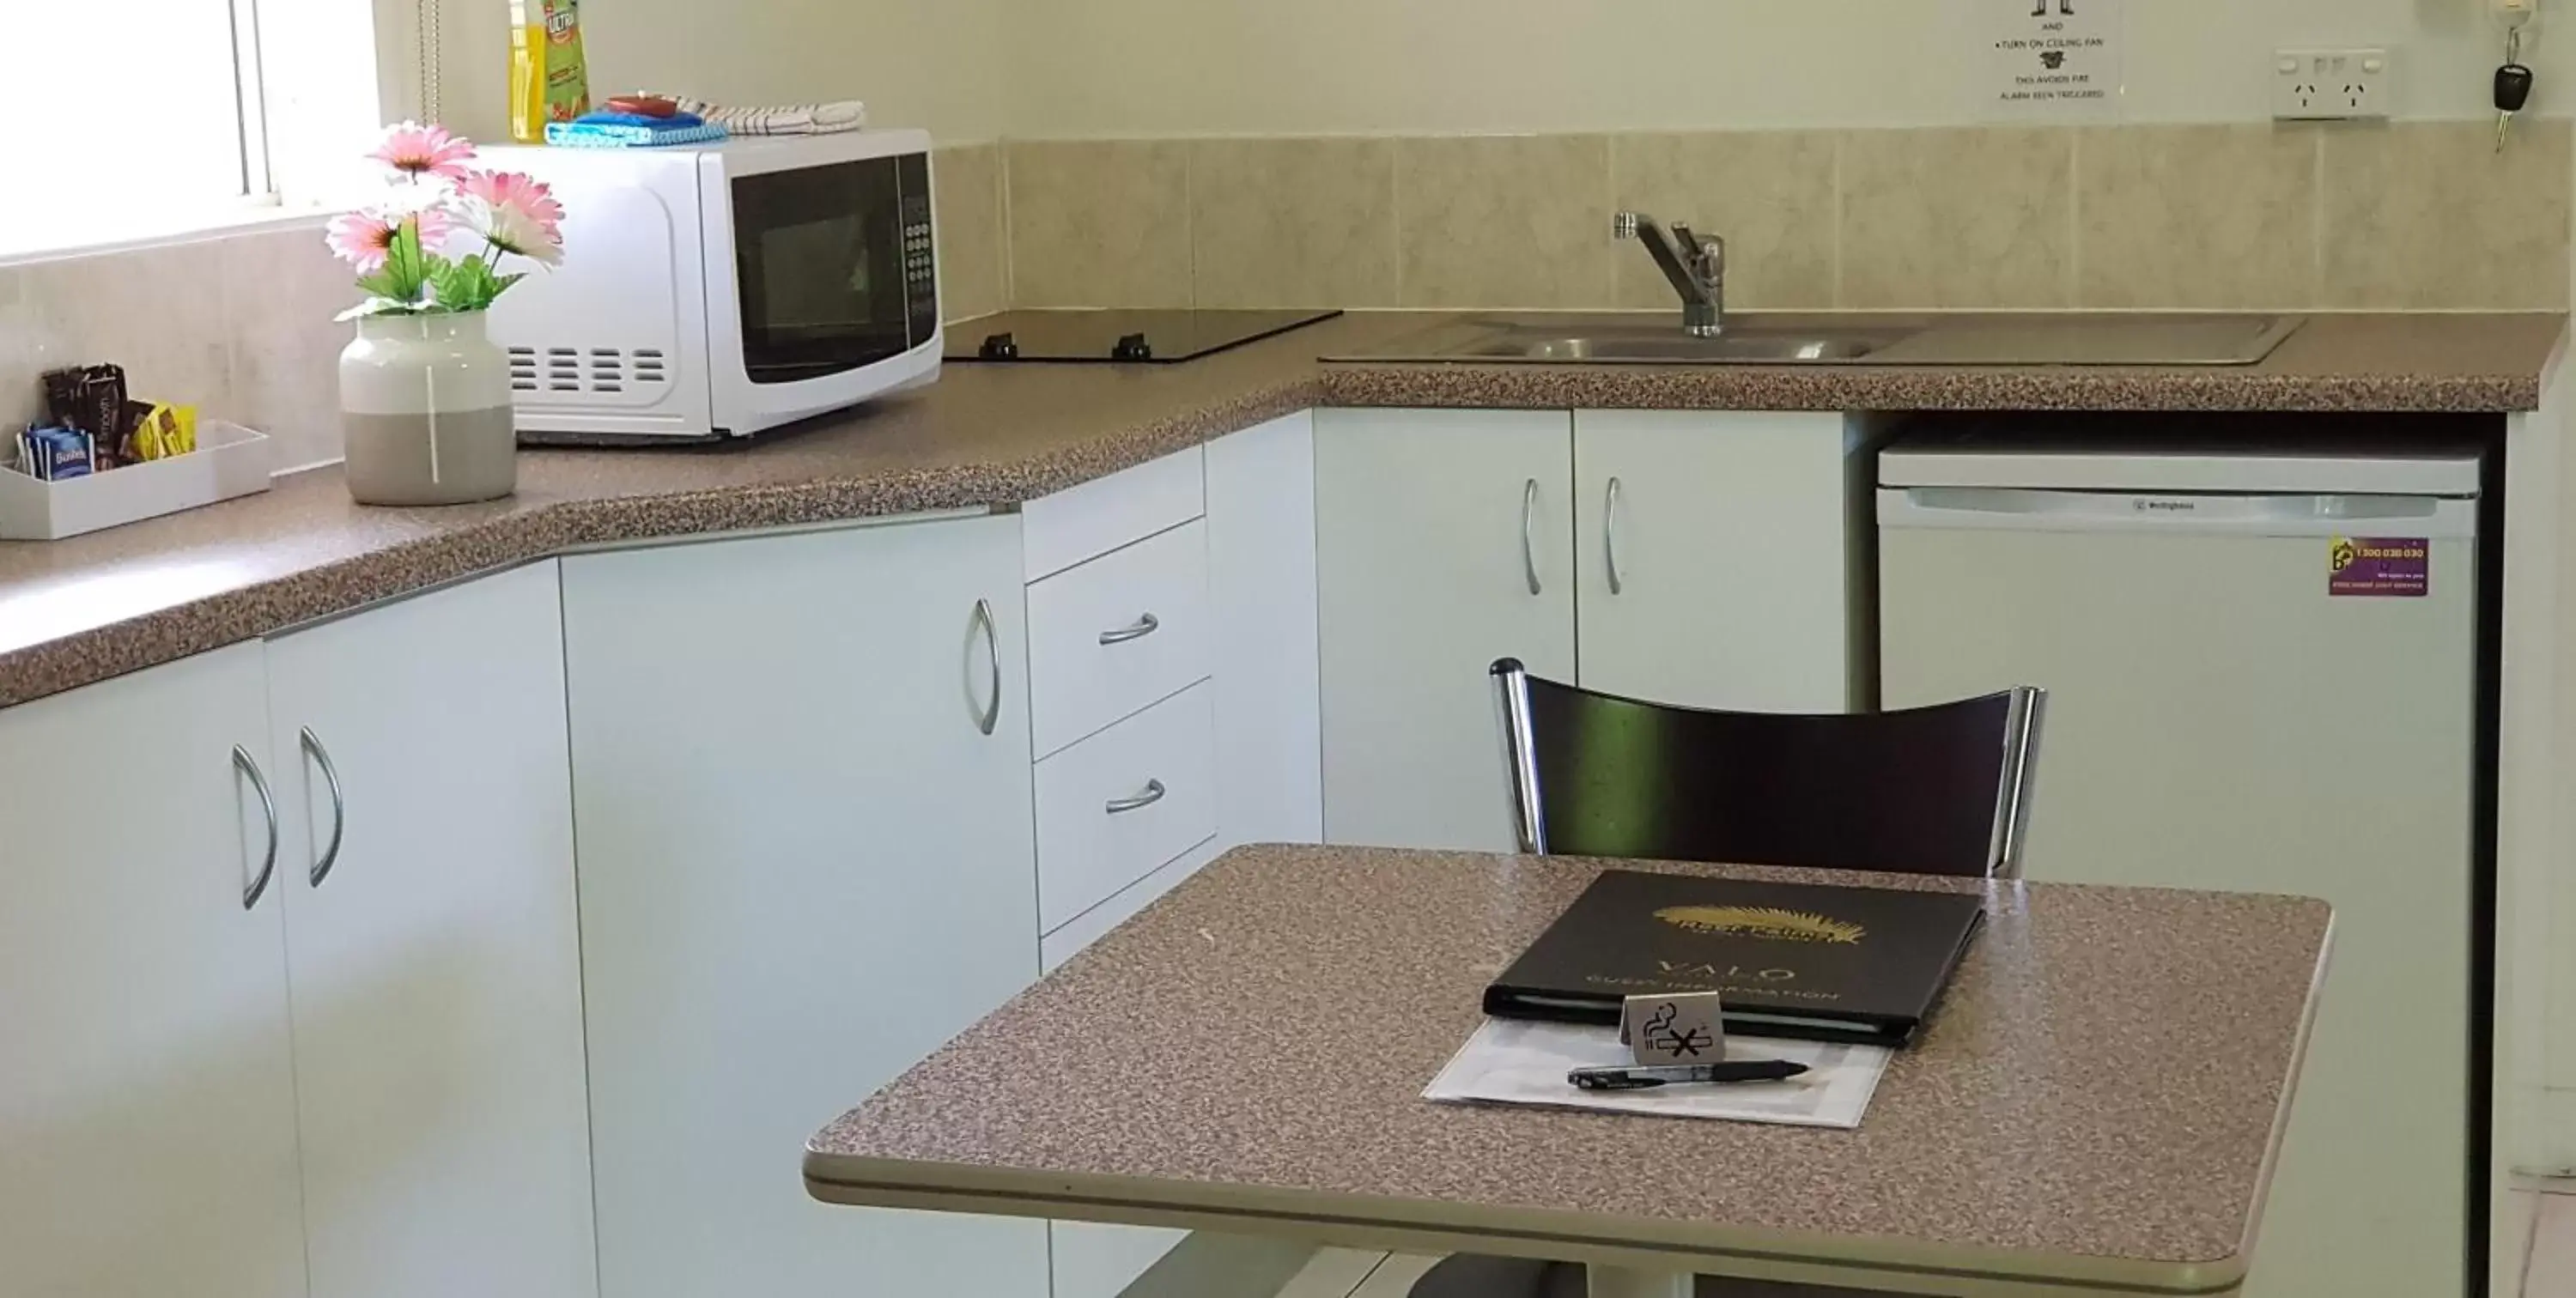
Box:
left=574, top=109, right=709, bottom=129
left=641, top=94, right=866, bottom=136
left=544, top=118, right=730, bottom=148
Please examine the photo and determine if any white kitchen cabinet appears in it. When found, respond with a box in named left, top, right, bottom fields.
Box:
left=561, top=513, right=1049, bottom=1298
left=0, top=645, right=309, bottom=1298
left=1024, top=445, right=1206, bottom=582
left=1572, top=410, right=1861, bottom=710
left=264, top=561, right=595, bottom=1298
left=1027, top=518, right=1212, bottom=759
left=1036, top=682, right=1219, bottom=934
left=1315, top=409, right=1577, bottom=851
left=1208, top=410, right=1324, bottom=848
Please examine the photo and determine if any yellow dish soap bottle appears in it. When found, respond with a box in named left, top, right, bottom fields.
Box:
left=508, top=0, right=591, bottom=143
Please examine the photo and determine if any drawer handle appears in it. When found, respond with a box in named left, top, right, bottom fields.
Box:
left=1098, top=613, right=1161, bottom=646
left=1105, top=779, right=1168, bottom=815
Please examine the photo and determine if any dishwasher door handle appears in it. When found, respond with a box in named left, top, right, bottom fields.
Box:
left=1879, top=486, right=2470, bottom=538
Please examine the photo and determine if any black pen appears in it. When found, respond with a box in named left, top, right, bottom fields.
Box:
left=1569, top=1059, right=1810, bottom=1091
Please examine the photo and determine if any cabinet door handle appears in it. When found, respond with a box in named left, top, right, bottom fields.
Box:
left=1605, top=476, right=1626, bottom=596
left=1098, top=613, right=1161, bottom=646
left=233, top=745, right=280, bottom=912
left=970, top=597, right=1002, bottom=737
left=1521, top=477, right=1543, bottom=597
left=1105, top=779, right=1168, bottom=815
left=299, top=727, right=348, bottom=889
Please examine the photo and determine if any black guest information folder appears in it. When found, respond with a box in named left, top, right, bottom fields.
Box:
left=1483, top=870, right=1986, bottom=1046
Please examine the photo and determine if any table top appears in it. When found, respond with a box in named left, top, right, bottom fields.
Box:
left=805, top=846, right=2332, bottom=1295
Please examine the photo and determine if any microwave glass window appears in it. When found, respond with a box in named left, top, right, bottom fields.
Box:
left=732, top=157, right=927, bottom=384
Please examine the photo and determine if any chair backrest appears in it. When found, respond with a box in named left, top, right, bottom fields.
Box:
left=1492, top=659, right=2045, bottom=878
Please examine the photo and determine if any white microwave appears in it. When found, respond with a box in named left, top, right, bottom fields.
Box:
left=482, top=130, right=940, bottom=444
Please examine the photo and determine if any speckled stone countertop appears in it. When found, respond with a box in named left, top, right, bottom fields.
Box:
left=805, top=846, right=2332, bottom=1295
left=0, top=308, right=2559, bottom=708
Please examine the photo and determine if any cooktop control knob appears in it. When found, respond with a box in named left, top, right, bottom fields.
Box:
left=1111, top=332, right=1154, bottom=362
left=978, top=331, right=1020, bottom=361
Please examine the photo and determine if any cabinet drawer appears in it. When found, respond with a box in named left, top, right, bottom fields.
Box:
left=1023, top=446, right=1205, bottom=582
left=1036, top=683, right=1217, bottom=934
left=1028, top=519, right=1210, bottom=758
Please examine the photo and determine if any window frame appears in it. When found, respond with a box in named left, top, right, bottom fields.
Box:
left=0, top=0, right=421, bottom=263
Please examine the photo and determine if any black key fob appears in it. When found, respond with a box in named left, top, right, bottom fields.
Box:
left=2498, top=63, right=2536, bottom=113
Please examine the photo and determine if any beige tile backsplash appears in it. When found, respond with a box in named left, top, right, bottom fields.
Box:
left=1005, top=139, right=1194, bottom=308
left=2075, top=124, right=2319, bottom=310
left=2321, top=120, right=2573, bottom=310
left=934, top=143, right=1009, bottom=322
left=0, top=226, right=355, bottom=472
left=0, top=127, right=2559, bottom=477
left=1609, top=130, right=1836, bottom=311
left=1191, top=137, right=1400, bottom=309
left=1394, top=134, right=1616, bottom=309
left=1842, top=127, right=2075, bottom=309
left=996, top=124, right=2575, bottom=314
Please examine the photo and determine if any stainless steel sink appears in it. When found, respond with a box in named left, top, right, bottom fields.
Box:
left=1336, top=318, right=1913, bottom=365
left=1325, top=312, right=2307, bottom=367
left=1449, top=331, right=1888, bottom=363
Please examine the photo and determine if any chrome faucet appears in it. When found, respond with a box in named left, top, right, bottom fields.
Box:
left=1614, top=211, right=1725, bottom=337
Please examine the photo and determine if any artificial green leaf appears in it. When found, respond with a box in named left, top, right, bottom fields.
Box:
left=428, top=254, right=509, bottom=312
left=382, top=220, right=429, bottom=300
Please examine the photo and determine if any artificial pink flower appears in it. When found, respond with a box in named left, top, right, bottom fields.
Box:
left=455, top=170, right=567, bottom=266
left=370, top=122, right=477, bottom=181
left=323, top=206, right=457, bottom=273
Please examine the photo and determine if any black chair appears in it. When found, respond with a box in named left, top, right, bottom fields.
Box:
left=1408, top=661, right=2047, bottom=1298
left=1493, top=658, right=2045, bottom=876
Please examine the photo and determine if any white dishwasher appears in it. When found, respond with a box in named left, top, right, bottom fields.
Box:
left=1879, top=437, right=2482, bottom=1298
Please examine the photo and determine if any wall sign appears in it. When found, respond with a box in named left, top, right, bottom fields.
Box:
left=1980, top=0, right=2124, bottom=120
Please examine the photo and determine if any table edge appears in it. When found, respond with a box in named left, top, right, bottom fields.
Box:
left=800, top=1151, right=2250, bottom=1296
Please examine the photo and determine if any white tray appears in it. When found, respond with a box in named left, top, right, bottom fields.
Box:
left=0, top=420, right=274, bottom=541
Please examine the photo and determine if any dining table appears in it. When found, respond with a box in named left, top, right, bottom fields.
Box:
left=804, top=845, right=2332, bottom=1298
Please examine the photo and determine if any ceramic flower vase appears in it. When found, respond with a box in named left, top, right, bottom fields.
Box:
left=338, top=312, right=517, bottom=506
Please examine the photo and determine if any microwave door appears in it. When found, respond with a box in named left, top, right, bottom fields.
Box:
left=731, top=157, right=914, bottom=384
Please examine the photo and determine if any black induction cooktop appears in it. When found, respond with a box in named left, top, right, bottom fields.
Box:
left=947, top=309, right=1343, bottom=364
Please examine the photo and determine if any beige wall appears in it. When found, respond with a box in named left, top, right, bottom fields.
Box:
left=433, top=0, right=1008, bottom=145
left=1003, top=123, right=2573, bottom=312
left=999, top=0, right=2575, bottom=138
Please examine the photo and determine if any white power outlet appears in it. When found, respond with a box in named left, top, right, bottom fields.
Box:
left=2272, top=47, right=2391, bottom=119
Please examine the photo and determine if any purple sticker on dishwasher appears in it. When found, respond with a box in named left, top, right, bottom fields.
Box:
left=2329, top=537, right=2429, bottom=597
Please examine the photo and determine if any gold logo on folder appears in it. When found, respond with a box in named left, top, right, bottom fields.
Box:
left=1655, top=906, right=1866, bottom=944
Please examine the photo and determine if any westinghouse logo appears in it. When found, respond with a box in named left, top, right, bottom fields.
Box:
left=1654, top=906, right=1865, bottom=944
left=2133, top=497, right=2197, bottom=513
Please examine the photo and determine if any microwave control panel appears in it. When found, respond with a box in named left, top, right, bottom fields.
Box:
left=901, top=153, right=938, bottom=344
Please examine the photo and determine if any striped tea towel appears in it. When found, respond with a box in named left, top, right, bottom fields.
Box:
left=545, top=120, right=731, bottom=148
left=644, top=95, right=866, bottom=136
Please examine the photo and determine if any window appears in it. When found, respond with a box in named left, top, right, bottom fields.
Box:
left=0, top=0, right=406, bottom=258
